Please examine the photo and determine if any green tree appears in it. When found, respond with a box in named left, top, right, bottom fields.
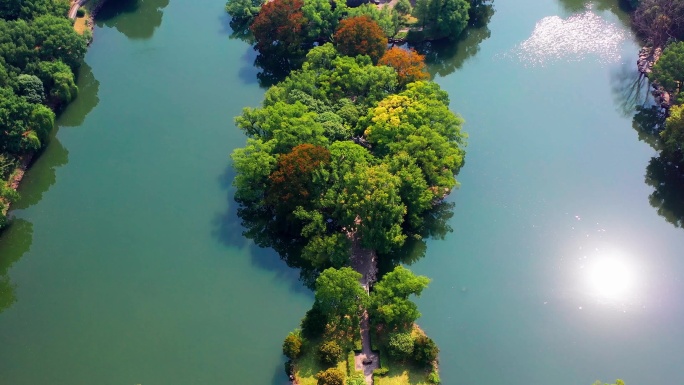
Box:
left=32, top=15, right=87, bottom=71
left=395, top=0, right=412, bottom=15
left=236, top=101, right=328, bottom=154
left=662, top=103, right=684, bottom=155
left=283, top=330, right=304, bottom=359
left=413, top=333, right=439, bottom=366
left=360, top=82, right=466, bottom=199
left=225, top=0, right=263, bottom=24
left=317, top=367, right=345, bottom=385
left=314, top=267, right=367, bottom=328
left=369, top=266, right=430, bottom=329
left=301, top=233, right=351, bottom=269
left=651, top=41, right=684, bottom=104
left=16, top=74, right=44, bottom=104
left=318, top=340, right=343, bottom=365
left=346, top=4, right=400, bottom=38
left=37, top=60, right=78, bottom=106
left=387, top=331, right=414, bottom=360
left=434, top=0, right=470, bottom=39
left=302, top=0, right=347, bottom=41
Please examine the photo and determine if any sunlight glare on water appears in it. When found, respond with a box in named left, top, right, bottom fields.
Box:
left=515, top=6, right=626, bottom=66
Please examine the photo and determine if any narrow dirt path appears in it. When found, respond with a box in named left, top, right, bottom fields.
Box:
left=347, top=224, right=379, bottom=385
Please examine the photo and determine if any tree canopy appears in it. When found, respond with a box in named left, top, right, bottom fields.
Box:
left=230, top=44, right=466, bottom=272
left=334, top=16, right=387, bottom=63
left=369, top=265, right=430, bottom=329
left=652, top=41, right=684, bottom=104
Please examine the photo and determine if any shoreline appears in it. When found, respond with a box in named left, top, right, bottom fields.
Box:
left=0, top=0, right=108, bottom=221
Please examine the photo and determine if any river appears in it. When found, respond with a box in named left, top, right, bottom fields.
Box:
left=0, top=0, right=683, bottom=384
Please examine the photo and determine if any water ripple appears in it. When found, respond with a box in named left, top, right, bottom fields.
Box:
left=514, top=8, right=626, bottom=66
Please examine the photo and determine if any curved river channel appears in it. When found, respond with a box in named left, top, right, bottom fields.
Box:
left=1, top=0, right=684, bottom=384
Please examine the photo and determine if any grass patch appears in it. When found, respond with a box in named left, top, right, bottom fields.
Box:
left=375, top=362, right=431, bottom=385
left=73, top=15, right=88, bottom=35
left=294, top=338, right=350, bottom=385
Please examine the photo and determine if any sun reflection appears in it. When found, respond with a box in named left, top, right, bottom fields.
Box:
left=588, top=257, right=634, bottom=299
left=513, top=5, right=626, bottom=66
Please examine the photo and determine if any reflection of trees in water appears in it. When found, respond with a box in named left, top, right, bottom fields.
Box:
left=645, top=152, right=684, bottom=228
left=59, top=61, right=100, bottom=128
left=12, top=135, right=68, bottom=210
left=217, top=190, right=456, bottom=288
left=556, top=0, right=633, bottom=27
left=610, top=60, right=651, bottom=117
left=413, top=19, right=492, bottom=78
left=0, top=219, right=34, bottom=314
left=611, top=49, right=684, bottom=231
left=95, top=0, right=170, bottom=40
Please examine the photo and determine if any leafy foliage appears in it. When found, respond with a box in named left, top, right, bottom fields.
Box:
left=317, top=367, right=345, bottom=385
left=413, top=0, right=470, bottom=39
left=378, top=47, right=429, bottom=87
left=231, top=45, right=466, bottom=273
left=318, top=340, right=343, bottom=365
left=652, top=42, right=684, bottom=104
left=369, top=266, right=430, bottom=329
left=413, top=333, right=439, bottom=366
left=632, top=0, right=684, bottom=47
left=663, top=103, right=684, bottom=154
left=283, top=330, right=304, bottom=359
left=334, top=16, right=387, bottom=63
left=387, top=331, right=414, bottom=360
left=250, top=0, right=309, bottom=70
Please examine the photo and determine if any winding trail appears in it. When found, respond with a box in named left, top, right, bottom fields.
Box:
left=348, top=224, right=379, bottom=385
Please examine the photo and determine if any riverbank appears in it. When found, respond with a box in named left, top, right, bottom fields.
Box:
left=0, top=2, right=101, bottom=226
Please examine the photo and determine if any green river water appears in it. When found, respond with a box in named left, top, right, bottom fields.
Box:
left=1, top=0, right=683, bottom=384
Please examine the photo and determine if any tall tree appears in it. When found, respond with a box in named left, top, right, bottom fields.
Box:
left=370, top=266, right=430, bottom=330
left=378, top=47, right=430, bottom=87
left=250, top=0, right=309, bottom=68
left=333, top=16, right=387, bottom=63
left=651, top=41, right=684, bottom=104
left=314, top=267, right=367, bottom=328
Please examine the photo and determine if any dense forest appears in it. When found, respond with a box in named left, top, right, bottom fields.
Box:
left=0, top=0, right=88, bottom=228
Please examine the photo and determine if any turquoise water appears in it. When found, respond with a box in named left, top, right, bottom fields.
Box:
left=1, top=0, right=683, bottom=384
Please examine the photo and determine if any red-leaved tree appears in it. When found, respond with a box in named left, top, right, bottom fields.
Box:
left=250, top=0, right=308, bottom=61
left=333, top=16, right=387, bottom=63
left=267, top=143, right=331, bottom=211
left=378, top=47, right=430, bottom=87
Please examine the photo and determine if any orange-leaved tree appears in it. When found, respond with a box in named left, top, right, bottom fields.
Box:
left=378, top=47, right=429, bottom=87
left=267, top=143, right=331, bottom=211
left=333, top=16, right=387, bottom=63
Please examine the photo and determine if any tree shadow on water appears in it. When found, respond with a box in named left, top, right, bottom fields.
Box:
left=95, top=0, right=170, bottom=40
left=59, top=61, right=100, bottom=128
left=610, top=60, right=651, bottom=117
left=413, top=23, right=492, bottom=78
left=0, top=219, right=34, bottom=314
left=213, top=166, right=314, bottom=292
left=645, top=152, right=684, bottom=229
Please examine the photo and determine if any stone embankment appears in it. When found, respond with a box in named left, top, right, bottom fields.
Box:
left=638, top=46, right=671, bottom=110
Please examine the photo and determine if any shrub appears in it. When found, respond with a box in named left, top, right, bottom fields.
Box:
left=427, top=370, right=440, bottom=384
left=76, top=8, right=85, bottom=17
left=346, top=372, right=365, bottom=385
left=317, top=367, right=345, bottom=385
left=372, top=367, right=389, bottom=376
left=395, top=0, right=412, bottom=15
left=283, top=331, right=303, bottom=359
left=387, top=332, right=414, bottom=360
left=413, top=334, right=439, bottom=367
left=319, top=340, right=343, bottom=365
